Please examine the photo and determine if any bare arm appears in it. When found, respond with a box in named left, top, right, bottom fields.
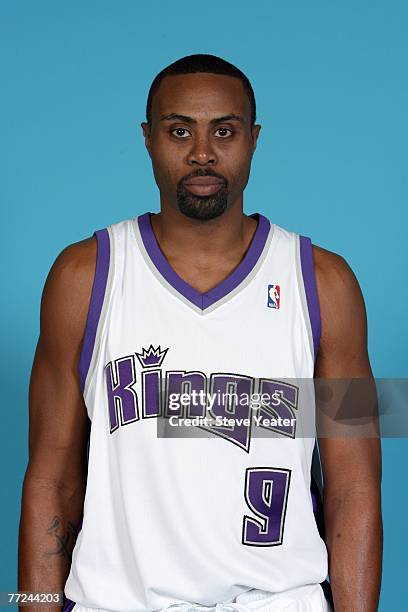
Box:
left=314, top=246, right=382, bottom=612
left=18, top=236, right=97, bottom=610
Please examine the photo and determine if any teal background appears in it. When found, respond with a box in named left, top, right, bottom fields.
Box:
left=1, top=1, right=407, bottom=609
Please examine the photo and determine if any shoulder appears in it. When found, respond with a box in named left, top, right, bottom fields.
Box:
left=44, top=235, right=97, bottom=303
left=40, top=235, right=98, bottom=352
left=311, top=243, right=362, bottom=301
left=311, top=243, right=370, bottom=375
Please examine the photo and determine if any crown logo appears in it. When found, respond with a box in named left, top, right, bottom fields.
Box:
left=136, top=344, right=168, bottom=368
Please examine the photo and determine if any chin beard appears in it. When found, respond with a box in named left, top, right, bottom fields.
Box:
left=176, top=184, right=229, bottom=221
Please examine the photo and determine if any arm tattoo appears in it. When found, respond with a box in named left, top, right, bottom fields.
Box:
left=44, top=515, right=79, bottom=560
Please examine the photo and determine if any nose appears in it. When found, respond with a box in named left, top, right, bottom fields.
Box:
left=187, top=135, right=217, bottom=166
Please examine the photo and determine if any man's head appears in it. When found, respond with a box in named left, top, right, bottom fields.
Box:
left=141, top=54, right=261, bottom=221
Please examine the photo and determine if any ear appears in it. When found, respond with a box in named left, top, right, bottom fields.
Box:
left=251, top=124, right=262, bottom=153
left=141, top=121, right=152, bottom=156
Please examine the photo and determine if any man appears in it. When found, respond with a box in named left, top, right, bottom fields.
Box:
left=19, top=54, right=382, bottom=612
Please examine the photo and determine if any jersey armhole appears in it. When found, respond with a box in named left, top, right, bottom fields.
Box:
left=296, top=235, right=322, bottom=366
left=78, top=227, right=112, bottom=395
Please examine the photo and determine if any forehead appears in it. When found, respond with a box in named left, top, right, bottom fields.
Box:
left=151, top=73, right=251, bottom=123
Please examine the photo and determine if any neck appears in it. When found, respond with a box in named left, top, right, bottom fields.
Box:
left=150, top=203, right=257, bottom=267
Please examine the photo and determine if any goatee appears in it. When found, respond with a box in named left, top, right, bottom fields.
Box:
left=176, top=183, right=229, bottom=221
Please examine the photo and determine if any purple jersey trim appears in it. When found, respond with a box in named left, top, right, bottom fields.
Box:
left=78, top=228, right=110, bottom=393
left=299, top=235, right=321, bottom=362
left=61, top=596, right=76, bottom=612
left=311, top=489, right=317, bottom=514
left=61, top=514, right=84, bottom=611
left=137, top=212, right=271, bottom=311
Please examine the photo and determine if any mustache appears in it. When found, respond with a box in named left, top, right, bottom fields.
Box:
left=180, top=169, right=228, bottom=185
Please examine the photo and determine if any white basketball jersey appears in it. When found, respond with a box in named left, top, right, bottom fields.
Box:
left=63, top=211, right=329, bottom=612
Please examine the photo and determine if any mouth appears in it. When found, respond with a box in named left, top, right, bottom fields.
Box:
left=183, top=177, right=225, bottom=197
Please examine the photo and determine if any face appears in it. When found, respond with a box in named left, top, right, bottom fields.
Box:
left=141, top=73, right=261, bottom=221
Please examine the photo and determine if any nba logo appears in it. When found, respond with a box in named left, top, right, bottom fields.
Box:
left=267, top=284, right=280, bottom=309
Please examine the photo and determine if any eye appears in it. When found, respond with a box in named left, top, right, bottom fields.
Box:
left=215, top=127, right=233, bottom=138
left=170, top=127, right=191, bottom=138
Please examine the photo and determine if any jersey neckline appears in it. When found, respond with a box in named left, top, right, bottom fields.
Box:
left=134, top=211, right=273, bottom=314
